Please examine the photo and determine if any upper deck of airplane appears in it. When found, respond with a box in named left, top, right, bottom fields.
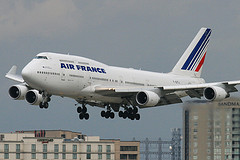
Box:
left=35, top=52, right=108, bottom=67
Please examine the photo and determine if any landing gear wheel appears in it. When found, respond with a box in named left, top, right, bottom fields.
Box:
left=43, top=102, right=49, bottom=109
left=105, top=111, right=110, bottom=119
left=47, top=97, right=51, bottom=102
left=129, top=114, right=134, bottom=120
left=79, top=113, right=84, bottom=120
left=128, top=108, right=133, bottom=114
left=135, top=114, right=140, bottom=120
left=77, top=107, right=82, bottom=113
left=123, top=111, right=128, bottom=119
left=110, top=112, right=115, bottom=119
left=133, top=107, right=138, bottom=114
left=101, top=111, right=106, bottom=117
left=119, top=111, right=124, bottom=117
left=85, top=113, right=89, bottom=120
left=39, top=102, right=44, bottom=109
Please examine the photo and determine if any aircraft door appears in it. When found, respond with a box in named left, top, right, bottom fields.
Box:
left=61, top=71, right=66, bottom=81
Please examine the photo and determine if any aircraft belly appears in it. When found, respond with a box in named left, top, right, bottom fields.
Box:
left=75, top=92, right=123, bottom=104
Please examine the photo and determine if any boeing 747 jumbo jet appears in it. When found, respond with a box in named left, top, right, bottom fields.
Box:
left=6, top=28, right=240, bottom=120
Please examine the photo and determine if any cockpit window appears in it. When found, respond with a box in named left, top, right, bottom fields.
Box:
left=35, top=56, right=48, bottom=60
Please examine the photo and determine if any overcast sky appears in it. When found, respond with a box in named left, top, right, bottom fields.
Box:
left=1, top=0, right=240, bottom=141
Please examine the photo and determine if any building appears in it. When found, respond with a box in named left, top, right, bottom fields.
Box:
left=0, top=130, right=140, bottom=160
left=183, top=98, right=240, bottom=160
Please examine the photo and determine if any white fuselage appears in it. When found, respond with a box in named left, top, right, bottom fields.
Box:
left=21, top=52, right=205, bottom=104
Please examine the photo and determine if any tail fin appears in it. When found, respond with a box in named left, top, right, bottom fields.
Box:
left=171, top=27, right=212, bottom=78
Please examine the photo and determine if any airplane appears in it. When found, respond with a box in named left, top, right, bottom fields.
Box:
left=6, top=27, right=240, bottom=120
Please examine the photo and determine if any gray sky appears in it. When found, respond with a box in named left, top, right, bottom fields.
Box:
left=1, top=0, right=240, bottom=140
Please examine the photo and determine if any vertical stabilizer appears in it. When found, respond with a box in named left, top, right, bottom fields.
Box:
left=171, top=28, right=212, bottom=78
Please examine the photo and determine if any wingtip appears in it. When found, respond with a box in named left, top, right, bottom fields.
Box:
left=7, top=65, right=17, bottom=75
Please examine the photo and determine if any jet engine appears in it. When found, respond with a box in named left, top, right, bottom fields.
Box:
left=203, top=86, right=229, bottom=101
left=25, top=90, right=43, bottom=105
left=8, top=85, right=28, bottom=100
left=136, top=91, right=160, bottom=106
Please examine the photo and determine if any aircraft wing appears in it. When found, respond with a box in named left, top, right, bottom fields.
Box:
left=94, top=80, right=240, bottom=106
left=162, top=81, right=240, bottom=97
left=5, top=65, right=24, bottom=83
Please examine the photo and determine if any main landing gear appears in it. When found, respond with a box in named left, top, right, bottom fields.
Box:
left=39, top=96, right=51, bottom=109
left=101, top=110, right=115, bottom=119
left=118, top=107, right=140, bottom=120
left=76, top=103, right=140, bottom=120
left=100, top=105, right=140, bottom=120
left=77, top=104, right=89, bottom=120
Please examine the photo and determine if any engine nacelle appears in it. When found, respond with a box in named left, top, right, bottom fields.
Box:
left=25, top=90, right=43, bottom=105
left=203, top=86, right=229, bottom=101
left=136, top=91, right=160, bottom=106
left=8, top=85, right=28, bottom=100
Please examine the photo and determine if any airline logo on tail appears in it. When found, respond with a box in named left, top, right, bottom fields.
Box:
left=181, top=28, right=212, bottom=72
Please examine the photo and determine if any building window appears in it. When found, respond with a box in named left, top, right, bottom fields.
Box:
left=120, top=146, right=138, bottom=151
left=32, top=153, right=36, bottom=159
left=73, top=145, right=77, bottom=159
left=129, top=154, right=137, bottom=159
left=98, top=153, right=102, bottom=159
left=16, top=144, right=20, bottom=159
left=98, top=145, right=102, bottom=152
left=32, top=144, right=36, bottom=159
left=62, top=144, right=66, bottom=159
left=32, top=144, right=36, bottom=152
left=43, top=144, right=47, bottom=152
left=4, top=144, right=9, bottom=159
left=4, top=153, right=9, bottom=159
left=87, top=145, right=91, bottom=159
left=120, top=154, right=127, bottom=159
left=107, top=153, right=111, bottom=160
left=106, top=145, right=111, bottom=152
left=73, top=153, right=77, bottom=159
left=54, top=144, right=59, bottom=159
left=86, top=154, right=91, bottom=159
left=4, top=144, right=9, bottom=152
left=16, top=153, right=20, bottom=159
left=87, top=145, right=91, bottom=152
left=73, top=145, right=77, bottom=152
left=43, top=153, right=47, bottom=159
left=62, top=153, right=66, bottom=159
left=43, top=144, right=47, bottom=159
left=16, top=144, right=20, bottom=152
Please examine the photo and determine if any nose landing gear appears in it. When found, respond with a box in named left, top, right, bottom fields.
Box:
left=39, top=102, right=49, bottom=109
left=39, top=94, right=51, bottom=109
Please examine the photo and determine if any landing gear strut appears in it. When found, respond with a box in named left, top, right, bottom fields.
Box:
left=77, top=104, right=89, bottom=120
